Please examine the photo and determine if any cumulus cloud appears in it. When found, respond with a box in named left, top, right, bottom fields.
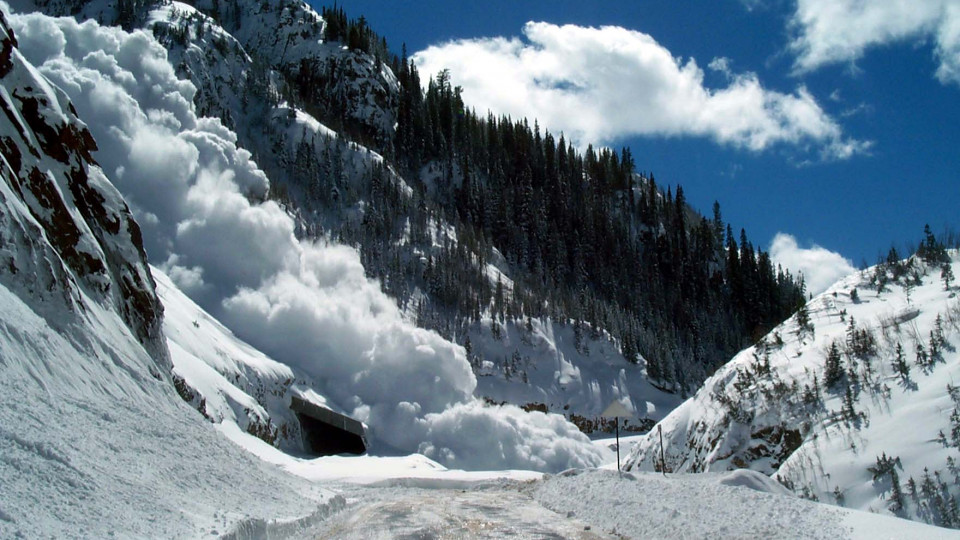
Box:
left=413, top=22, right=867, bottom=160
left=788, top=0, right=960, bottom=85
left=769, top=233, right=857, bottom=296
left=8, top=10, right=601, bottom=471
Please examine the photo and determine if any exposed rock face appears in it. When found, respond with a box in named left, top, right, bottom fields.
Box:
left=17, top=0, right=399, bottom=145
left=0, top=10, right=167, bottom=365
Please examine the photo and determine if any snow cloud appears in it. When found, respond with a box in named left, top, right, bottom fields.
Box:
left=413, top=22, right=867, bottom=160
left=8, top=10, right=601, bottom=471
left=788, top=0, right=960, bottom=86
left=769, top=233, right=857, bottom=296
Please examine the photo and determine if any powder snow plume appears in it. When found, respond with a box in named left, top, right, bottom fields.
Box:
left=5, top=6, right=601, bottom=471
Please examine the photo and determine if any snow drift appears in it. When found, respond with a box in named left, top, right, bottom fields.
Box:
left=5, top=5, right=602, bottom=471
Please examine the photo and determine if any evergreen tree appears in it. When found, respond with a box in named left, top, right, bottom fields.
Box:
left=916, top=341, right=929, bottom=369
left=908, top=476, right=921, bottom=506
left=842, top=384, right=857, bottom=420
left=932, top=315, right=947, bottom=355
left=890, top=469, right=906, bottom=516
left=893, top=342, right=910, bottom=381
left=919, top=224, right=948, bottom=264
left=796, top=303, right=814, bottom=342
left=824, top=341, right=844, bottom=388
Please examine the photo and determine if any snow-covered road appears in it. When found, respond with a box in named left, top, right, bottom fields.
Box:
left=296, top=469, right=959, bottom=540
left=311, top=482, right=610, bottom=539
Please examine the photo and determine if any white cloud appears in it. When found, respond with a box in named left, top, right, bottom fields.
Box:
left=413, top=22, right=866, bottom=160
left=708, top=56, right=734, bottom=78
left=788, top=0, right=960, bottom=86
left=769, top=233, right=856, bottom=296
left=9, top=10, right=602, bottom=471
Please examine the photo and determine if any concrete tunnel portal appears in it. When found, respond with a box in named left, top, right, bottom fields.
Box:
left=290, top=396, right=367, bottom=456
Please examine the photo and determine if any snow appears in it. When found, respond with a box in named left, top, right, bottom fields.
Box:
left=627, top=252, right=960, bottom=526
left=4, top=2, right=960, bottom=537
left=311, top=482, right=604, bottom=539
left=0, top=277, right=336, bottom=539
left=469, top=315, right=682, bottom=425
left=5, top=4, right=604, bottom=473
left=536, top=469, right=955, bottom=539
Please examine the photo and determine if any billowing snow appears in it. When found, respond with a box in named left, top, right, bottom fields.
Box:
left=3, top=2, right=960, bottom=537
left=5, top=5, right=603, bottom=472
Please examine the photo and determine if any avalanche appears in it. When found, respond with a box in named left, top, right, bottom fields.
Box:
left=0, top=9, right=335, bottom=536
left=4, top=0, right=960, bottom=538
left=2, top=3, right=605, bottom=472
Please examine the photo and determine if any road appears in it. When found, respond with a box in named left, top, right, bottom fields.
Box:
left=311, top=481, right=616, bottom=539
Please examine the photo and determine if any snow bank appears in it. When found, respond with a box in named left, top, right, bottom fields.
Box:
left=6, top=6, right=601, bottom=471
left=0, top=275, right=334, bottom=538
left=718, top=468, right=794, bottom=496
left=536, top=469, right=954, bottom=539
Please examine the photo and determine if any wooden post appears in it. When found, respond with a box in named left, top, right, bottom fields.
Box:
left=658, top=424, right=666, bottom=476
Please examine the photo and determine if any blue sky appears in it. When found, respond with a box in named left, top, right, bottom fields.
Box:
left=320, top=1, right=959, bottom=292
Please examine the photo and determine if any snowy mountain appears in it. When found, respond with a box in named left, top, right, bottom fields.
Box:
left=0, top=6, right=163, bottom=359
left=6, top=0, right=698, bottom=435
left=1, top=0, right=612, bottom=472
left=0, top=9, right=343, bottom=536
left=626, top=246, right=960, bottom=528
left=4, top=2, right=960, bottom=537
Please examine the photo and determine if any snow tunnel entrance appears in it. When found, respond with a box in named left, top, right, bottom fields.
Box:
left=290, top=396, right=366, bottom=456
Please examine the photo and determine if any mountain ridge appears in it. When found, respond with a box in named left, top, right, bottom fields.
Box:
left=626, top=244, right=960, bottom=528
left=17, top=0, right=811, bottom=426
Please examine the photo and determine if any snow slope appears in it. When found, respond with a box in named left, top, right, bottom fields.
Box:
left=0, top=10, right=335, bottom=536
left=3, top=3, right=605, bottom=472
left=627, top=251, right=960, bottom=528
left=536, top=469, right=957, bottom=539
left=13, top=0, right=681, bottom=436
left=0, top=282, right=339, bottom=538
left=469, top=314, right=682, bottom=429
left=3, top=3, right=958, bottom=537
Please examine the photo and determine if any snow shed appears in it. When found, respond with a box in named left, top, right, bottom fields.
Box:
left=290, top=396, right=367, bottom=456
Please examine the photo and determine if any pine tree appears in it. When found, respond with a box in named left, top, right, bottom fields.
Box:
left=931, top=330, right=943, bottom=363
left=833, top=485, right=845, bottom=506
left=824, top=341, right=844, bottom=388
left=796, top=303, right=813, bottom=341
left=921, top=468, right=940, bottom=524
left=893, top=342, right=910, bottom=381
left=463, top=335, right=474, bottom=365
left=890, top=469, right=906, bottom=516
left=943, top=264, right=956, bottom=291
left=932, top=315, right=947, bottom=355
left=908, top=476, right=921, bottom=505
left=948, top=495, right=960, bottom=528
left=920, top=224, right=948, bottom=264
left=842, top=384, right=857, bottom=420
left=949, top=456, right=960, bottom=485
left=803, top=375, right=822, bottom=406
left=916, top=341, right=929, bottom=369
